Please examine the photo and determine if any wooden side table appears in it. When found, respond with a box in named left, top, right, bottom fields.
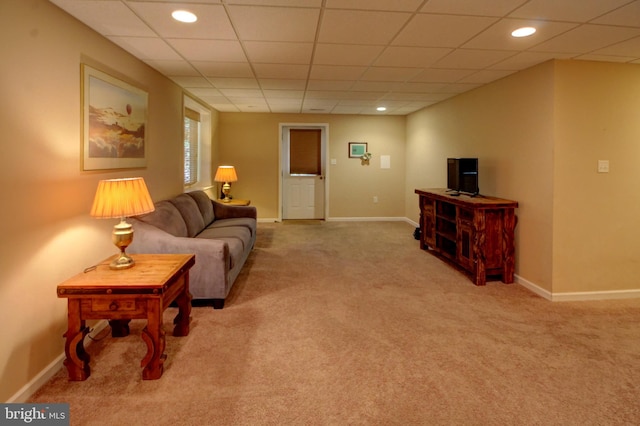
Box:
left=217, top=199, right=251, bottom=206
left=57, top=254, right=195, bottom=380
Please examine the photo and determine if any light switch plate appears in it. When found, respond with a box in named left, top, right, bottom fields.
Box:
left=598, top=160, right=609, bottom=173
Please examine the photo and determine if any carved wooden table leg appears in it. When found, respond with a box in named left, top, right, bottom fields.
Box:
left=140, top=300, right=166, bottom=380
left=63, top=299, right=91, bottom=381
left=173, top=275, right=192, bottom=337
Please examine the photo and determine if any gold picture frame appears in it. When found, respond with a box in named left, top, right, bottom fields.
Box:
left=81, top=64, right=148, bottom=170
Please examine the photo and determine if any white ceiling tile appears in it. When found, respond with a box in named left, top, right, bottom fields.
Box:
left=325, top=0, right=423, bottom=12
left=167, top=39, right=247, bottom=62
left=593, top=1, right=640, bottom=27
left=187, top=88, right=224, bottom=97
left=359, top=67, right=423, bottom=82
left=305, top=91, right=351, bottom=100
left=227, top=5, right=319, bottom=42
left=392, top=82, right=448, bottom=93
left=318, top=10, right=412, bottom=45
left=107, top=36, right=181, bottom=60
left=128, top=3, right=236, bottom=39
left=489, top=51, right=575, bottom=70
left=259, top=79, right=307, bottom=90
left=307, top=80, right=355, bottom=91
left=50, top=0, right=155, bottom=36
left=420, top=0, right=528, bottom=16
left=433, top=49, right=515, bottom=69
left=309, top=65, right=366, bottom=80
left=462, top=19, right=579, bottom=51
left=411, top=68, right=476, bottom=83
left=227, top=0, right=320, bottom=5
left=171, top=76, right=214, bottom=88
left=243, top=41, right=314, bottom=64
left=144, top=59, right=199, bottom=76
left=591, top=36, right=640, bottom=57
left=192, top=61, right=255, bottom=78
left=350, top=81, right=402, bottom=92
left=219, top=88, right=264, bottom=98
left=393, top=14, right=498, bottom=48
left=53, top=0, right=640, bottom=115
left=313, top=44, right=384, bottom=66
left=207, top=78, right=260, bottom=89
left=253, top=64, right=309, bottom=79
left=262, top=90, right=304, bottom=99
left=509, top=0, right=633, bottom=22
left=531, top=25, right=640, bottom=54
left=374, top=47, right=452, bottom=67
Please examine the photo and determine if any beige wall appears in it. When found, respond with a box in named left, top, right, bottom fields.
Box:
left=406, top=59, right=640, bottom=295
left=218, top=113, right=406, bottom=219
left=0, top=0, right=188, bottom=401
left=553, top=60, right=640, bottom=293
left=406, top=61, right=556, bottom=292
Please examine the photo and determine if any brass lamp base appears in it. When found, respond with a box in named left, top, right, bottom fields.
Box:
left=110, top=218, right=135, bottom=270
left=221, top=182, right=232, bottom=203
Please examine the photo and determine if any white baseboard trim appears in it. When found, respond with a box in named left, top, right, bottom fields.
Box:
left=550, top=288, right=640, bottom=302
left=326, top=216, right=410, bottom=222
left=515, top=274, right=552, bottom=300
left=515, top=274, right=640, bottom=302
left=7, top=320, right=109, bottom=403
left=257, top=218, right=280, bottom=223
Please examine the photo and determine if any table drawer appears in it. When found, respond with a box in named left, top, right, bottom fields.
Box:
left=89, top=298, right=143, bottom=315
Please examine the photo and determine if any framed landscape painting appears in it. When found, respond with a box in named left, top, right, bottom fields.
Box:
left=81, top=64, right=148, bottom=170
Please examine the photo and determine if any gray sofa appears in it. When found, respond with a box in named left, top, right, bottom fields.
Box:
left=128, top=190, right=257, bottom=309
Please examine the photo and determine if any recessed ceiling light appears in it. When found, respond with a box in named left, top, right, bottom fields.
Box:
left=172, top=10, right=197, bottom=23
left=511, top=27, right=536, bottom=38
left=377, top=106, right=387, bottom=112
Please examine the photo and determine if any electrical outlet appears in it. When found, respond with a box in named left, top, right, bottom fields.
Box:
left=373, top=196, right=378, bottom=203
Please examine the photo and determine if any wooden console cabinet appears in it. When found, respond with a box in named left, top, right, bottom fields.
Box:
left=415, top=188, right=518, bottom=286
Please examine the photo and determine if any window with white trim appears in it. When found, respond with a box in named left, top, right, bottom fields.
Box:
left=183, top=107, right=200, bottom=186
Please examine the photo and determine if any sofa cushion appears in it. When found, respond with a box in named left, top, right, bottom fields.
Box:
left=187, top=190, right=215, bottom=225
left=170, top=193, right=205, bottom=237
left=197, top=226, right=252, bottom=269
left=135, top=200, right=188, bottom=237
left=207, top=217, right=256, bottom=236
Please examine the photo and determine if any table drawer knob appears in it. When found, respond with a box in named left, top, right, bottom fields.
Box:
left=109, top=302, right=119, bottom=311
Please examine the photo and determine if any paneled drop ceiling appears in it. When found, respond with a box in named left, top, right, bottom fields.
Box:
left=50, top=0, right=640, bottom=115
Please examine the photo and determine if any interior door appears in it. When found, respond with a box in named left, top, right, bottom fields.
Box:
left=282, top=127, right=325, bottom=220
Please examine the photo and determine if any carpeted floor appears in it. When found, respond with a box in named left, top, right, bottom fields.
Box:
left=30, top=221, right=640, bottom=425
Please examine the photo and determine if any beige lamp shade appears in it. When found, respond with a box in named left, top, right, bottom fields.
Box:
left=214, top=165, right=238, bottom=183
left=90, top=177, right=155, bottom=219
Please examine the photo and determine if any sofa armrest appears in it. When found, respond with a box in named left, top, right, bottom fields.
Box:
left=212, top=200, right=257, bottom=220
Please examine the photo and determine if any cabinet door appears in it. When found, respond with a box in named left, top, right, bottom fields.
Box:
left=457, top=212, right=475, bottom=272
left=421, top=198, right=436, bottom=248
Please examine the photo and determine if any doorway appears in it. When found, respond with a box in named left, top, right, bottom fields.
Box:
left=280, top=124, right=328, bottom=220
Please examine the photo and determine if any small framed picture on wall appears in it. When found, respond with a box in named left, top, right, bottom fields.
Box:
left=348, top=142, right=367, bottom=158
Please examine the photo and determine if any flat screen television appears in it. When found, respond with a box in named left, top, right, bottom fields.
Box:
left=447, top=158, right=479, bottom=196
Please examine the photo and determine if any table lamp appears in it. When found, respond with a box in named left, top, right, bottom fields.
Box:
left=214, top=165, right=238, bottom=202
left=90, top=177, right=155, bottom=270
